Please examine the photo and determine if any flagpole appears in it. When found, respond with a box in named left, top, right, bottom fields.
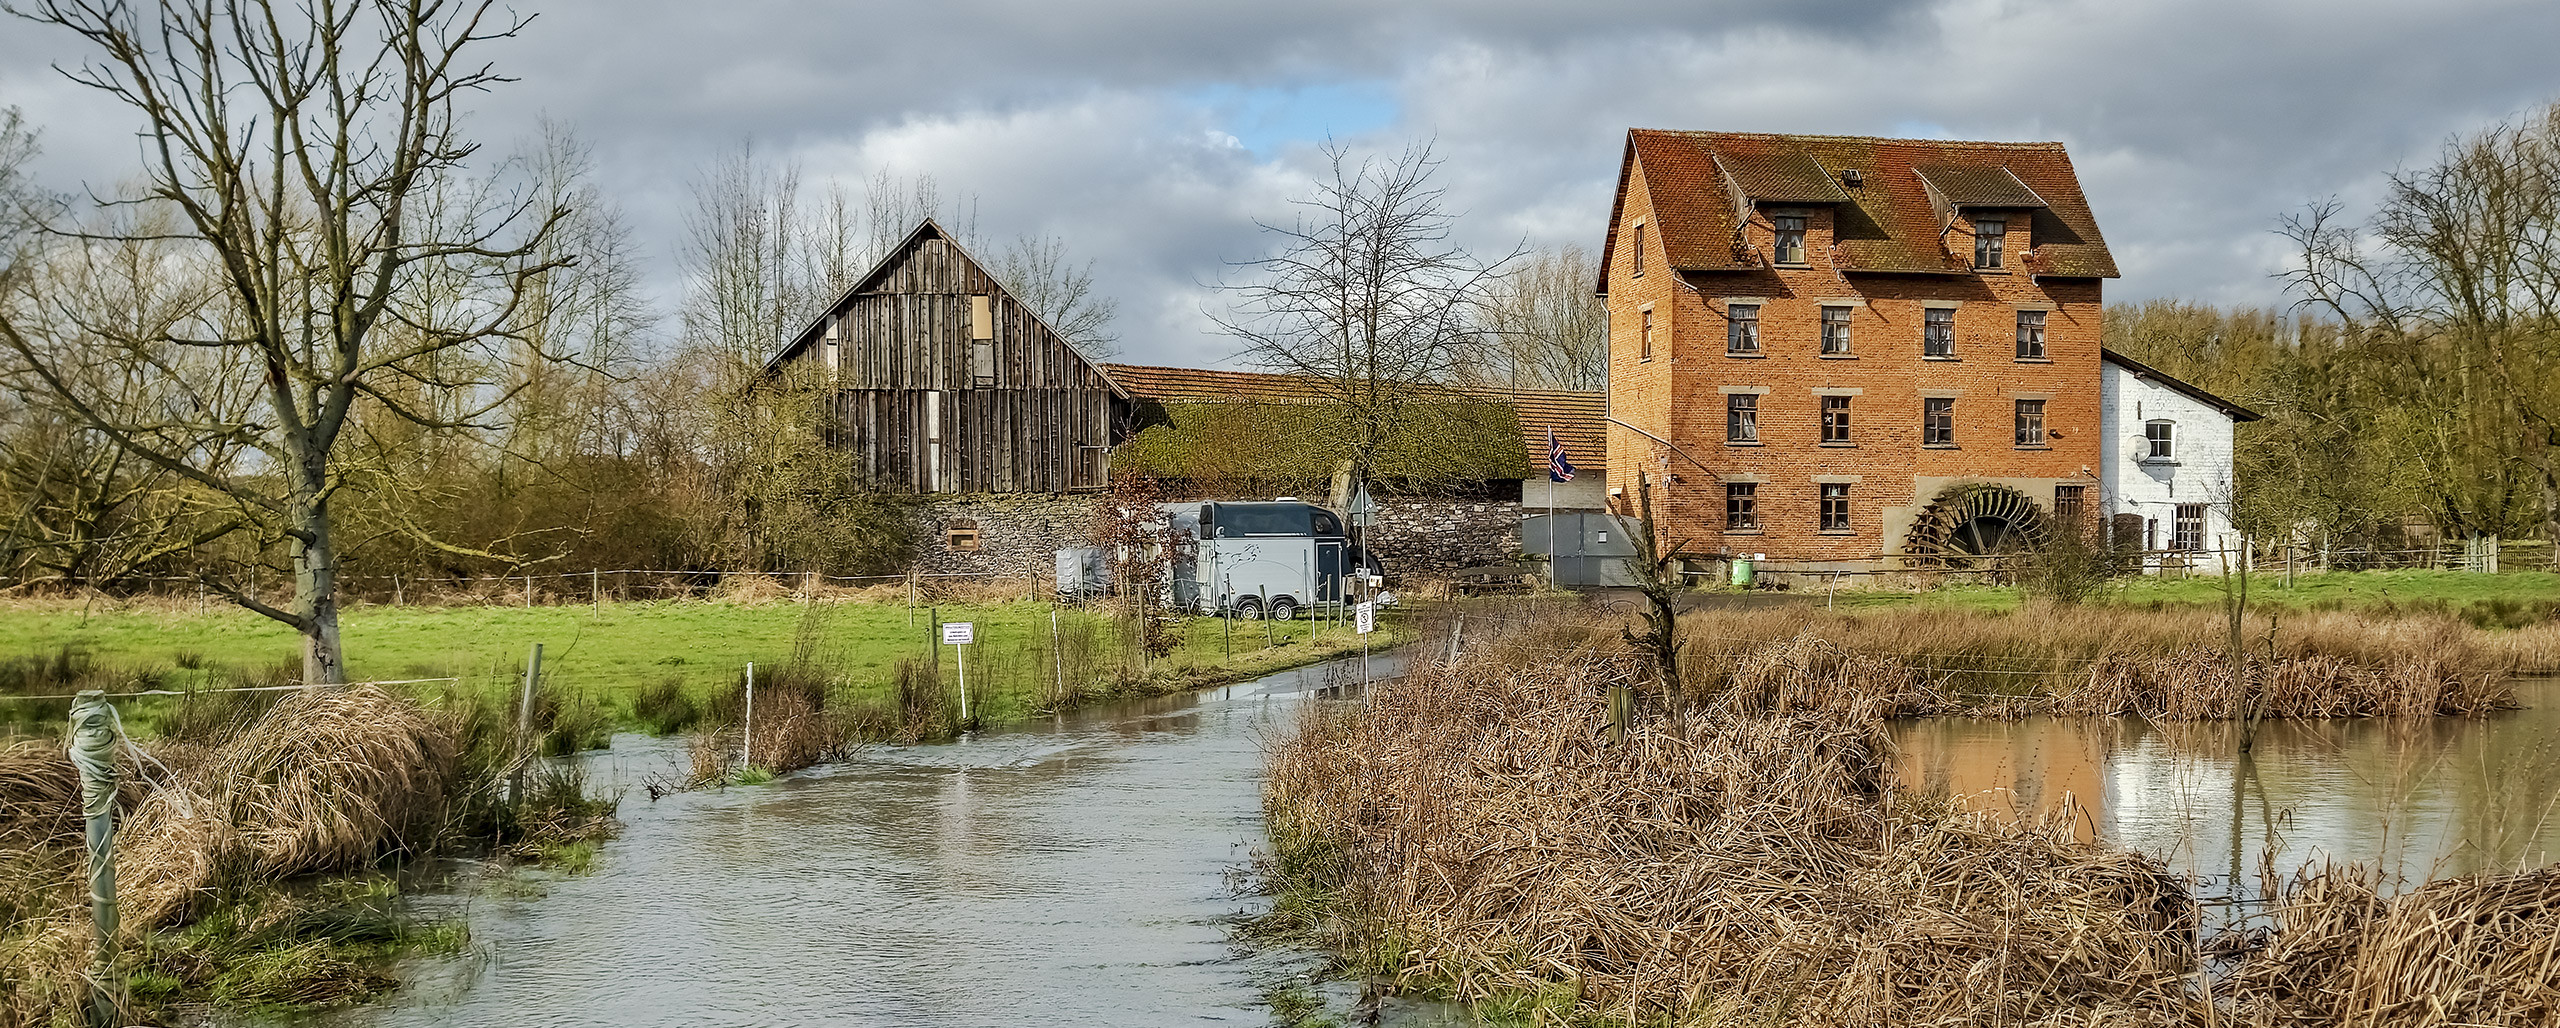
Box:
left=1547, top=429, right=1557, bottom=588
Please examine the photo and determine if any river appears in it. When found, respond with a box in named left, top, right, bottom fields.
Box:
left=1892, top=676, right=2560, bottom=900
left=247, top=662, right=2559, bottom=1025
left=251, top=653, right=1438, bottom=1028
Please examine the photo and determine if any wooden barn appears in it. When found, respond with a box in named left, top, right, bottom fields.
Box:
left=764, top=219, right=1129, bottom=493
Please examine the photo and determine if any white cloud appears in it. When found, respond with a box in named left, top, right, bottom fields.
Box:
left=5, top=0, right=2558, bottom=365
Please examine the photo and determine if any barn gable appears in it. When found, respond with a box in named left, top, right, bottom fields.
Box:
left=768, top=220, right=1128, bottom=493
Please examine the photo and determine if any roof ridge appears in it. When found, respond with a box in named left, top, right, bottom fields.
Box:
left=1629, top=127, right=2069, bottom=151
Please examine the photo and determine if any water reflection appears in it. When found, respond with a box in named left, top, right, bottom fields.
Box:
left=1892, top=679, right=2560, bottom=891
left=245, top=653, right=1444, bottom=1028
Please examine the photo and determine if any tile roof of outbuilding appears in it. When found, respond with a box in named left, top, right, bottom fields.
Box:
left=1603, top=130, right=2119, bottom=282
left=1102, top=363, right=1609, bottom=468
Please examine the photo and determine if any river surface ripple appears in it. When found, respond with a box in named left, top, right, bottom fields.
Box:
left=260, top=653, right=1415, bottom=1028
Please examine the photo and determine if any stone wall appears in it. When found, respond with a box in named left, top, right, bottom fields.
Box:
left=1365, top=497, right=1524, bottom=574
left=911, top=494, right=1100, bottom=577
left=906, top=491, right=1523, bottom=581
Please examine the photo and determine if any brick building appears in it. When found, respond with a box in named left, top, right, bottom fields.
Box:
left=1597, top=129, right=2126, bottom=572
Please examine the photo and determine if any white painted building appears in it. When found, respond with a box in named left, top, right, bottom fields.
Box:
left=2099, top=349, right=2261, bottom=573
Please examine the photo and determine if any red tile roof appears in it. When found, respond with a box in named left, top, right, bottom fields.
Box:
left=1603, top=129, right=2119, bottom=282
left=1102, top=363, right=1608, bottom=470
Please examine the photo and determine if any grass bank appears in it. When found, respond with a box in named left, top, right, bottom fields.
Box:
left=1813, top=567, right=2560, bottom=624
left=0, top=594, right=1410, bottom=746
left=0, top=685, right=615, bottom=1027
left=1258, top=627, right=2560, bottom=1027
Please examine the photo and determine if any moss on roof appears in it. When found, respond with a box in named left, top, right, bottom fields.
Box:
left=1114, top=398, right=1531, bottom=491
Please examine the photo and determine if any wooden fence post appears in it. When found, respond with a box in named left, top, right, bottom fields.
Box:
left=510, top=643, right=542, bottom=809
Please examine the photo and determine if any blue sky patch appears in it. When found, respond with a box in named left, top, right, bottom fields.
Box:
left=1184, top=81, right=1400, bottom=155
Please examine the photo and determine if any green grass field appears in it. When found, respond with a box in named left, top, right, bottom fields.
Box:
left=0, top=596, right=1401, bottom=737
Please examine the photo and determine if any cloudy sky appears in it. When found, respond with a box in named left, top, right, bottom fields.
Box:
left=5, top=0, right=2558, bottom=367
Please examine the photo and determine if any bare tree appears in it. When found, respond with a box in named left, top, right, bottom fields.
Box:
left=0, top=0, right=568, bottom=685
left=682, top=145, right=815, bottom=370
left=997, top=232, right=1119, bottom=358
left=0, top=105, right=42, bottom=252
left=1464, top=244, right=1606, bottom=391
left=1, top=198, right=244, bottom=588
left=1215, top=140, right=1522, bottom=491
left=2281, top=103, right=2560, bottom=548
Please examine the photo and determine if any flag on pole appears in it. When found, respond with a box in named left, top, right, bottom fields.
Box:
left=1547, top=428, right=1576, bottom=483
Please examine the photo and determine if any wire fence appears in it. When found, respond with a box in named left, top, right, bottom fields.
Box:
left=24, top=567, right=1067, bottom=609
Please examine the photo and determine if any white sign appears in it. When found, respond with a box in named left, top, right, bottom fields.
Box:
left=941, top=622, right=975, bottom=645
left=1355, top=601, right=1375, bottom=635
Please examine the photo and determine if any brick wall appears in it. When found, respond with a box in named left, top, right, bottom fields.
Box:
left=1605, top=166, right=2104, bottom=567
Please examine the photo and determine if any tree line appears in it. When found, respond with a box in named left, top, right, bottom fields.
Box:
left=2105, top=101, right=2560, bottom=559
left=0, top=0, right=1606, bottom=682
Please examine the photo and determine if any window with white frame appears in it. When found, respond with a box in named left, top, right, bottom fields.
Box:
left=2145, top=420, right=2175, bottom=460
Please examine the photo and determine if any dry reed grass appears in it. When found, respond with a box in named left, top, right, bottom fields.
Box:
left=1265, top=646, right=2209, bottom=1026
left=1668, top=604, right=2516, bottom=719
left=2225, top=863, right=2560, bottom=1027
left=1, top=685, right=482, bottom=1027
left=0, top=741, right=86, bottom=848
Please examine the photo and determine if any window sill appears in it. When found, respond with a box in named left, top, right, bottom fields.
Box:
left=2015, top=444, right=2052, bottom=451
left=1722, top=528, right=1764, bottom=536
left=1774, top=262, right=1811, bottom=270
left=1819, top=440, right=1856, bottom=448
left=2139, top=458, right=2181, bottom=467
left=1725, top=351, right=1765, bottom=359
left=1977, top=268, right=2010, bottom=275
left=2014, top=357, right=2050, bottom=363
left=1924, top=355, right=1961, bottom=361
left=1725, top=441, right=1763, bottom=448
left=1817, top=529, right=1857, bottom=536
left=1923, top=443, right=1959, bottom=450
left=1819, top=352, right=1857, bottom=359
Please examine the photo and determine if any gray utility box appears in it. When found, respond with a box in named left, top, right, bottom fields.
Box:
left=1055, top=546, right=1108, bottom=600
left=1519, top=513, right=1643, bottom=588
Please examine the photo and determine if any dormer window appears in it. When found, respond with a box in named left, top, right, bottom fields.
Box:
left=1773, top=213, right=1807, bottom=265
left=1974, top=217, right=2007, bottom=269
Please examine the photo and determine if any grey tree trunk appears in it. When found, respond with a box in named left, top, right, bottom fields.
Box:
left=293, top=495, right=346, bottom=687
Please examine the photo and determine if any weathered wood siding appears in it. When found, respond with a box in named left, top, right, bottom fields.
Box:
left=777, top=227, right=1119, bottom=493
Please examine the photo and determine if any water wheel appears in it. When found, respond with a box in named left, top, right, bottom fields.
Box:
left=1902, top=483, right=2051, bottom=569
